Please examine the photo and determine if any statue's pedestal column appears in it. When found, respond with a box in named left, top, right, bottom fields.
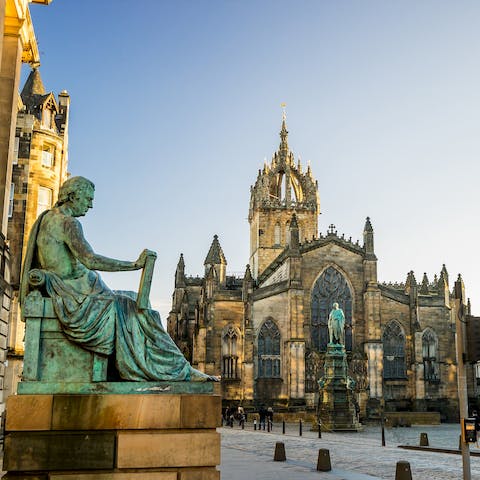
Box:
left=2, top=384, right=221, bottom=479
left=318, top=344, right=361, bottom=432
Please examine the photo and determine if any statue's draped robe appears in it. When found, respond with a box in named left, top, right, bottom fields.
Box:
left=21, top=211, right=192, bottom=381
left=328, top=309, right=345, bottom=345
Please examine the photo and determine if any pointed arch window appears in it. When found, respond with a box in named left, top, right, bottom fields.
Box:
left=311, top=267, right=353, bottom=352
left=223, top=326, right=239, bottom=379
left=383, top=321, right=406, bottom=379
left=422, top=329, right=439, bottom=382
left=258, top=318, right=281, bottom=378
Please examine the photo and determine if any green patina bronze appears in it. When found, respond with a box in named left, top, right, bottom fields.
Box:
left=20, top=176, right=218, bottom=392
left=317, top=302, right=360, bottom=431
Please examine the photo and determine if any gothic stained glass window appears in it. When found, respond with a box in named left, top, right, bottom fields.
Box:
left=422, top=328, right=439, bottom=382
left=310, top=267, right=353, bottom=352
left=383, top=321, right=406, bottom=379
left=258, top=318, right=281, bottom=378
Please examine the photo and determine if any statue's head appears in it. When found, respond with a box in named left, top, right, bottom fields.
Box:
left=333, top=302, right=339, bottom=309
left=57, top=176, right=95, bottom=217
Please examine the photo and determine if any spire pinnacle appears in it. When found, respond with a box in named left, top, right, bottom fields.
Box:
left=279, top=104, right=288, bottom=153
left=204, top=234, right=227, bottom=266
left=420, top=273, right=429, bottom=294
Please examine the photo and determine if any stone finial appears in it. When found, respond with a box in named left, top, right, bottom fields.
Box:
left=440, top=264, right=449, bottom=285
left=363, top=217, right=374, bottom=256
left=175, top=253, right=186, bottom=288
left=204, top=235, right=227, bottom=266
left=405, top=270, right=417, bottom=294
left=454, top=273, right=465, bottom=302
left=328, top=224, right=336, bottom=235
left=420, top=273, right=429, bottom=295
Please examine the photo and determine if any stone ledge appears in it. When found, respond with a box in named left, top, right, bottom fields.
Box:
left=6, top=394, right=221, bottom=431
left=17, top=381, right=217, bottom=395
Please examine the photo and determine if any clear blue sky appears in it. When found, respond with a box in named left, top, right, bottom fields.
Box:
left=27, top=1, right=480, bottom=320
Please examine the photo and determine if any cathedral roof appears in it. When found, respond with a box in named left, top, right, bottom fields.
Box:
left=204, top=235, right=227, bottom=266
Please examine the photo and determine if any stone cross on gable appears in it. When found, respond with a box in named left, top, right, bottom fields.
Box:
left=328, top=224, right=336, bottom=235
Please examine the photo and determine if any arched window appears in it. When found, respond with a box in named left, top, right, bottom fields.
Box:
left=258, top=319, right=281, bottom=378
left=311, top=267, right=353, bottom=352
left=285, top=221, right=291, bottom=244
left=274, top=222, right=281, bottom=245
left=422, top=328, right=439, bottom=382
left=383, top=321, right=406, bottom=379
left=222, top=326, right=238, bottom=379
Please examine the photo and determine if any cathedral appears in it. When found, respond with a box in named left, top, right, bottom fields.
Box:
left=168, top=115, right=478, bottom=421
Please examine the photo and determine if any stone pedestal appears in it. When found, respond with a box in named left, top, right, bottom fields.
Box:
left=2, top=388, right=221, bottom=479
left=317, top=344, right=361, bottom=431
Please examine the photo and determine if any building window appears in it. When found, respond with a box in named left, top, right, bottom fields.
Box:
left=41, top=146, right=54, bottom=168
left=37, top=186, right=52, bottom=217
left=222, top=326, right=238, bottom=379
left=383, top=321, right=406, bottom=379
left=258, top=318, right=280, bottom=378
left=13, top=136, right=19, bottom=164
left=311, top=266, right=353, bottom=352
left=422, top=328, right=439, bottom=382
left=8, top=183, right=14, bottom=218
left=274, top=222, right=281, bottom=245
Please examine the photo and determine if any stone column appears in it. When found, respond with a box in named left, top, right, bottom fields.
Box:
left=0, top=21, right=23, bottom=234
left=288, top=341, right=305, bottom=399
left=365, top=341, right=383, bottom=399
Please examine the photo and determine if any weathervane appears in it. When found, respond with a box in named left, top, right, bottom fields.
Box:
left=281, top=102, right=287, bottom=121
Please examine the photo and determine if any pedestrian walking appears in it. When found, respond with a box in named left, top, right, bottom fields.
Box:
left=259, top=405, right=267, bottom=430
left=267, top=406, right=274, bottom=430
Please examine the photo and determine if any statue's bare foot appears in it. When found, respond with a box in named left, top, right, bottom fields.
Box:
left=190, top=368, right=220, bottom=382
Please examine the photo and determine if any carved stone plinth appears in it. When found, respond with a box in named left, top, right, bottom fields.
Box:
left=317, top=344, right=361, bottom=431
left=2, top=391, right=221, bottom=479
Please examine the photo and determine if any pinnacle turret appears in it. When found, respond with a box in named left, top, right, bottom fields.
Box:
left=420, top=273, right=429, bottom=294
left=175, top=253, right=186, bottom=288
left=21, top=68, right=46, bottom=106
left=204, top=235, right=227, bottom=266
left=204, top=235, right=227, bottom=285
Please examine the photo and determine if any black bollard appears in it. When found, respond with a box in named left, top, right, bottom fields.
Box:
left=419, top=432, right=429, bottom=446
left=267, top=419, right=271, bottom=432
left=274, top=442, right=286, bottom=461
left=318, top=421, right=322, bottom=439
left=395, top=461, right=412, bottom=480
left=299, top=419, right=303, bottom=436
left=316, top=448, right=332, bottom=471
left=282, top=420, right=285, bottom=434
left=254, top=419, right=257, bottom=431
left=459, top=434, right=462, bottom=450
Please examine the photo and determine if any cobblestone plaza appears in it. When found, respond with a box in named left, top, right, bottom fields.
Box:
left=220, top=423, right=480, bottom=479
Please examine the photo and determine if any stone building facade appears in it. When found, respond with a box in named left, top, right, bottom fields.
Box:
left=5, top=67, right=69, bottom=398
left=0, top=0, right=51, bottom=418
left=168, top=116, right=476, bottom=421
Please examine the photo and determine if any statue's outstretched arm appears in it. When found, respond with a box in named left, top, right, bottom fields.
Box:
left=64, top=217, right=146, bottom=272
